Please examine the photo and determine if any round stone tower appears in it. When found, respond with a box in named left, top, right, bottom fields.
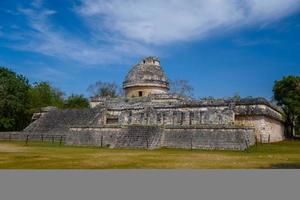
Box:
left=123, top=56, right=169, bottom=97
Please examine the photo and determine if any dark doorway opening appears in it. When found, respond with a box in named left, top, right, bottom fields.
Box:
left=106, top=117, right=118, bottom=125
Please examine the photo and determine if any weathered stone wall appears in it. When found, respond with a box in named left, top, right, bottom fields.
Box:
left=123, top=56, right=169, bottom=98
left=0, top=132, right=26, bottom=140
left=235, top=116, right=285, bottom=143
left=66, top=125, right=255, bottom=150
left=24, top=96, right=285, bottom=148
left=161, top=126, right=254, bottom=150
left=24, top=108, right=103, bottom=135
left=234, top=104, right=283, bottom=122
left=0, top=132, right=66, bottom=141
left=114, top=125, right=161, bottom=149
left=125, top=86, right=168, bottom=98
left=108, top=106, right=234, bottom=127
left=66, top=127, right=124, bottom=148
left=66, top=126, right=161, bottom=149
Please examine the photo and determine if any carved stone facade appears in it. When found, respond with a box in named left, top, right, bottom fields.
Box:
left=89, top=94, right=284, bottom=144
left=23, top=56, right=285, bottom=150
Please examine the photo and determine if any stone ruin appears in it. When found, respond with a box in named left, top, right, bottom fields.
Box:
left=22, top=56, right=285, bottom=150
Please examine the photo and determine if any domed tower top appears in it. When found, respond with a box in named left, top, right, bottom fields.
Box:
left=123, top=56, right=169, bottom=97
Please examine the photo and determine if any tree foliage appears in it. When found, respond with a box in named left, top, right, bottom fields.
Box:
left=64, top=94, right=89, bottom=109
left=0, top=67, right=31, bottom=131
left=273, top=76, right=300, bottom=138
left=169, top=79, right=194, bottom=97
left=0, top=67, right=97, bottom=131
left=28, top=81, right=65, bottom=112
left=88, top=81, right=121, bottom=98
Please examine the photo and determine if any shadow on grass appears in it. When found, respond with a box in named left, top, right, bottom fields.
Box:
left=262, top=163, right=300, bottom=169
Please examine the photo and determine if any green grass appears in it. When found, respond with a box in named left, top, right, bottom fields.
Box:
left=0, top=140, right=300, bottom=169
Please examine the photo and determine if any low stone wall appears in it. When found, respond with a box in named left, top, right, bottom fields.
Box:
left=66, top=125, right=255, bottom=150
left=0, top=132, right=66, bottom=142
left=1, top=125, right=255, bottom=150
left=0, top=132, right=21, bottom=140
left=66, top=127, right=124, bottom=148
left=162, top=127, right=254, bottom=150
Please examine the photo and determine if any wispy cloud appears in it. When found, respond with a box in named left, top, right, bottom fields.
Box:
left=4, top=0, right=300, bottom=65
left=233, top=37, right=281, bottom=46
left=7, top=1, right=153, bottom=65
left=80, top=0, right=300, bottom=45
left=78, top=0, right=300, bottom=45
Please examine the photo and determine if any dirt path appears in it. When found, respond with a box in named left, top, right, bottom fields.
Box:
left=0, top=143, right=28, bottom=153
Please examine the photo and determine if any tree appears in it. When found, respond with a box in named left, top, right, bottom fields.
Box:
left=88, top=81, right=121, bottom=98
left=64, top=94, right=89, bottom=109
left=169, top=79, right=194, bottom=97
left=28, top=81, right=65, bottom=112
left=0, top=67, right=31, bottom=131
left=297, top=117, right=300, bottom=136
left=273, top=76, right=300, bottom=138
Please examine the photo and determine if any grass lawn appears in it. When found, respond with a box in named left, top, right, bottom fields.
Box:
left=0, top=140, right=300, bottom=169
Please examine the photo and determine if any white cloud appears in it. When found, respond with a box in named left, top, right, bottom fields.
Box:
left=9, top=1, right=153, bottom=65
left=5, top=0, right=300, bottom=65
left=78, top=0, right=300, bottom=44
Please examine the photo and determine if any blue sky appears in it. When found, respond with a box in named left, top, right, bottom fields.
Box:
left=0, top=0, right=300, bottom=99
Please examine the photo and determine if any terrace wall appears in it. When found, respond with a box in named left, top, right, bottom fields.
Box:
left=65, top=125, right=255, bottom=150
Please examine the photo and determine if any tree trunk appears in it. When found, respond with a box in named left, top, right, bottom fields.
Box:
left=285, top=114, right=294, bottom=138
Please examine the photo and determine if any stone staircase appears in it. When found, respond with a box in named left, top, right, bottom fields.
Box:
left=114, top=125, right=161, bottom=149
left=24, top=108, right=102, bottom=135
